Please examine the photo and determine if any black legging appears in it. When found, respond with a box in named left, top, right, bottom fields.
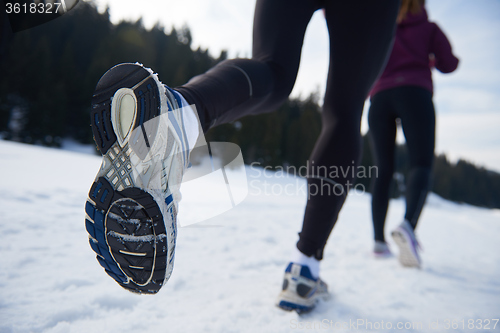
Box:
left=176, top=0, right=400, bottom=260
left=368, top=86, right=435, bottom=242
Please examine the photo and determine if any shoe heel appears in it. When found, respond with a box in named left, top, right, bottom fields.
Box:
left=111, top=88, right=137, bottom=147
left=90, top=63, right=161, bottom=155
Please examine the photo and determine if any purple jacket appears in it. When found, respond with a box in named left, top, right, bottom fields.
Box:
left=370, top=8, right=459, bottom=96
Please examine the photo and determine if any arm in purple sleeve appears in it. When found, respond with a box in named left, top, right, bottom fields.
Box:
left=431, top=23, right=459, bottom=73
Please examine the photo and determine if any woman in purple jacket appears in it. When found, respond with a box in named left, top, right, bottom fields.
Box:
left=368, top=0, right=459, bottom=267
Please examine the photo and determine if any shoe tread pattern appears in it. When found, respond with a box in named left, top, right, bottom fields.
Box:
left=86, top=177, right=167, bottom=294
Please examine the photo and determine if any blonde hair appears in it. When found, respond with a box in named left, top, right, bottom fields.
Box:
left=397, top=0, right=425, bottom=23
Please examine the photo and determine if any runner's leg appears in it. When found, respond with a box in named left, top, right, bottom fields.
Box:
left=297, top=0, right=400, bottom=259
left=397, top=86, right=435, bottom=228
left=368, top=90, right=398, bottom=243
left=175, top=0, right=321, bottom=132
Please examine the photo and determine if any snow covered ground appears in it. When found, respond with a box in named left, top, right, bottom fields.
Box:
left=0, top=140, right=499, bottom=333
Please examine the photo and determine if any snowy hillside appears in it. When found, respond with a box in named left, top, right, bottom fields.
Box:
left=0, top=140, right=499, bottom=333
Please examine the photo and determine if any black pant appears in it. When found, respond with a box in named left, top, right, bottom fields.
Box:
left=368, top=86, right=435, bottom=242
left=176, top=0, right=400, bottom=260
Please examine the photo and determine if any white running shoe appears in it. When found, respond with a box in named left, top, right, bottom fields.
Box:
left=391, top=220, right=421, bottom=268
left=276, top=263, right=329, bottom=313
left=85, top=63, right=192, bottom=293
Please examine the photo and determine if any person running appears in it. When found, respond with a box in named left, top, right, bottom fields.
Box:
left=85, top=0, right=399, bottom=313
left=368, top=0, right=459, bottom=267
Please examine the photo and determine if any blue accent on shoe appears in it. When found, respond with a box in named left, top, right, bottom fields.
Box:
left=100, top=189, right=109, bottom=203
left=94, top=226, right=106, bottom=246
left=177, top=100, right=190, bottom=168
left=85, top=201, right=95, bottom=219
left=308, top=286, right=318, bottom=297
left=86, top=201, right=127, bottom=283
left=139, top=97, right=145, bottom=126
left=92, top=182, right=102, bottom=199
left=284, top=262, right=317, bottom=281
left=97, top=256, right=126, bottom=281
left=94, top=209, right=104, bottom=225
left=106, top=270, right=122, bottom=283
left=166, top=87, right=190, bottom=167
left=85, top=219, right=95, bottom=237
left=168, top=207, right=176, bottom=265
left=168, top=112, right=188, bottom=165
left=89, top=238, right=102, bottom=256
left=278, top=300, right=313, bottom=313
left=300, top=266, right=317, bottom=281
left=86, top=218, right=104, bottom=244
left=165, top=194, right=173, bottom=207
left=91, top=238, right=124, bottom=279
left=166, top=97, right=173, bottom=112
left=165, top=86, right=183, bottom=110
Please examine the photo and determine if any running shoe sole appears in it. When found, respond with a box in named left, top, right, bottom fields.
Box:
left=277, top=301, right=314, bottom=314
left=373, top=250, right=393, bottom=258
left=85, top=63, right=178, bottom=294
left=276, top=285, right=330, bottom=314
left=276, top=293, right=316, bottom=314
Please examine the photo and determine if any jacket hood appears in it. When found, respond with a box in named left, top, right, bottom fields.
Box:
left=399, top=8, right=428, bottom=26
